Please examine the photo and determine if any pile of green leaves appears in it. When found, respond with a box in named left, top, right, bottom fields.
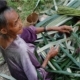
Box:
left=35, top=0, right=80, bottom=79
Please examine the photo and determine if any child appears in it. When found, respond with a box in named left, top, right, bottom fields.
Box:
left=0, top=1, right=72, bottom=80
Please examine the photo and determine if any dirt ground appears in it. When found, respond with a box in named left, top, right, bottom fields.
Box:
left=0, top=52, right=11, bottom=80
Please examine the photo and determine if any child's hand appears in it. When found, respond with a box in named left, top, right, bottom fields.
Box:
left=47, top=46, right=59, bottom=60
left=42, top=46, right=59, bottom=68
left=58, top=25, right=72, bottom=33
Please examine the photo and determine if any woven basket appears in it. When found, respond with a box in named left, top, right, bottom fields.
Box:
left=24, top=12, right=39, bottom=27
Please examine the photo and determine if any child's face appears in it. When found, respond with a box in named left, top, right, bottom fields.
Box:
left=4, top=9, right=23, bottom=37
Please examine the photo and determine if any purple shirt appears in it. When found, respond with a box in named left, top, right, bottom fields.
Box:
left=0, top=26, right=51, bottom=80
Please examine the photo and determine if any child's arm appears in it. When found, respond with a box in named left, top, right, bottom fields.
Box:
left=35, top=25, right=72, bottom=34
left=20, top=25, right=72, bottom=43
left=42, top=46, right=59, bottom=68
left=20, top=48, right=50, bottom=80
left=20, top=25, right=37, bottom=43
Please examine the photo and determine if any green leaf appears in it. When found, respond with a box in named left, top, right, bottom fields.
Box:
left=60, top=45, right=80, bottom=68
left=33, top=0, right=41, bottom=11
left=46, top=69, right=80, bottom=77
left=0, top=73, right=16, bottom=80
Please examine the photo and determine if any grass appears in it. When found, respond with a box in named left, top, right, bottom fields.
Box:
left=7, top=0, right=53, bottom=22
left=7, top=0, right=37, bottom=21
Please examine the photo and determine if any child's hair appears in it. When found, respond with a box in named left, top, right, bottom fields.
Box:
left=0, top=0, right=14, bottom=40
left=0, top=0, right=12, bottom=30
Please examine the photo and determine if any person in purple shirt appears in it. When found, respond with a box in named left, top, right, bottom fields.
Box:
left=0, top=1, right=72, bottom=80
